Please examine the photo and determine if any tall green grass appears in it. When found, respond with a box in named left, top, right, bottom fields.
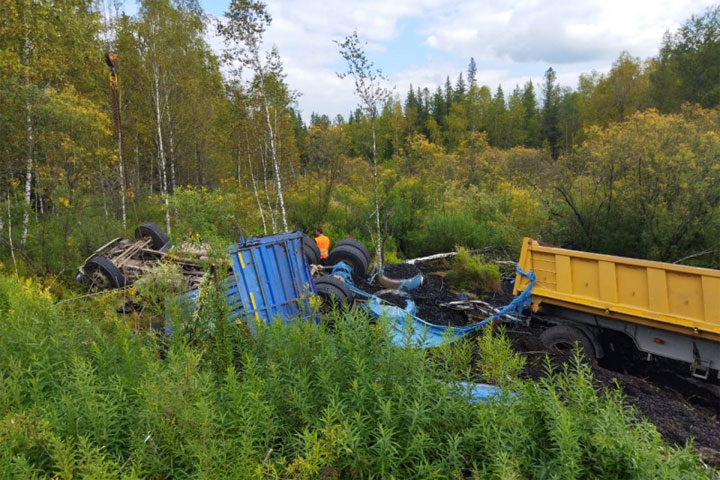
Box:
left=0, top=274, right=712, bottom=478
left=445, top=247, right=502, bottom=292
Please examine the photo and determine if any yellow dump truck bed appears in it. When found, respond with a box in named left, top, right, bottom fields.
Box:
left=514, top=238, right=720, bottom=342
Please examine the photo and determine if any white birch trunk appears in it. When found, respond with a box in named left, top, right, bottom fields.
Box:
left=21, top=100, right=33, bottom=247
left=260, top=142, right=277, bottom=233
left=256, top=61, right=288, bottom=232
left=7, top=194, right=18, bottom=277
left=152, top=64, right=171, bottom=234
left=371, top=118, right=382, bottom=269
left=265, top=104, right=288, bottom=232
left=246, top=145, right=268, bottom=235
left=20, top=5, right=33, bottom=248
left=117, top=110, right=127, bottom=231
left=98, top=157, right=108, bottom=219
left=167, top=108, right=178, bottom=216
left=164, top=90, right=177, bottom=194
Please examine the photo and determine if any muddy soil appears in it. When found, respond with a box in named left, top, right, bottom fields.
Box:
left=411, top=274, right=467, bottom=326
left=502, top=300, right=720, bottom=465
left=379, top=260, right=720, bottom=464
left=376, top=291, right=412, bottom=309
left=383, top=263, right=421, bottom=279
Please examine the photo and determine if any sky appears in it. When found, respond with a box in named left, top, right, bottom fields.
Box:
left=128, top=0, right=716, bottom=120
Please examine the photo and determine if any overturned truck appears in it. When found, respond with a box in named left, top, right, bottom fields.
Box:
left=75, top=222, right=206, bottom=290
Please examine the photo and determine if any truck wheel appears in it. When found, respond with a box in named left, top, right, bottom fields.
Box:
left=134, top=222, right=170, bottom=251
left=84, top=257, right=126, bottom=290
left=315, top=275, right=352, bottom=310
left=540, top=325, right=597, bottom=359
left=326, top=244, right=369, bottom=276
left=334, top=239, right=372, bottom=265
left=302, top=235, right=321, bottom=265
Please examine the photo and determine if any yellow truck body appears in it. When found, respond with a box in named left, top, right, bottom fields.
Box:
left=514, top=237, right=720, bottom=343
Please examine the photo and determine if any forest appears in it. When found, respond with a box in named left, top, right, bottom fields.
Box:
left=2, top=0, right=720, bottom=477
left=2, top=1, right=720, bottom=278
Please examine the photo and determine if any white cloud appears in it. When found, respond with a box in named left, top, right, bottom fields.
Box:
left=199, top=0, right=717, bottom=119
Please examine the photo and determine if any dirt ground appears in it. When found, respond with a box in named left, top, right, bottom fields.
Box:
left=382, top=261, right=720, bottom=465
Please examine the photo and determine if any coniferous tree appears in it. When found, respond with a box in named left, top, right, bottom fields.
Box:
left=541, top=67, right=561, bottom=158
left=467, top=57, right=478, bottom=87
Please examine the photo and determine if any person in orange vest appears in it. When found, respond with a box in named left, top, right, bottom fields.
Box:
left=315, top=227, right=330, bottom=262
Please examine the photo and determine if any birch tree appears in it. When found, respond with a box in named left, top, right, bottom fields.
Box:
left=337, top=31, right=391, bottom=268
left=219, top=0, right=290, bottom=232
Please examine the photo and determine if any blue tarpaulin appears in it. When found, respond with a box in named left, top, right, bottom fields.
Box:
left=332, top=262, right=536, bottom=349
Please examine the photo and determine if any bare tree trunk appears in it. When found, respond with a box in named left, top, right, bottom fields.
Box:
left=167, top=109, right=178, bottom=216
left=243, top=136, right=267, bottom=234
left=371, top=118, right=382, bottom=269
left=100, top=165, right=109, bottom=219
left=7, top=194, right=18, bottom=277
left=21, top=100, right=33, bottom=248
left=135, top=138, right=141, bottom=195
left=260, top=142, right=277, bottom=232
left=117, top=111, right=127, bottom=231
left=21, top=10, right=33, bottom=248
left=257, top=64, right=288, bottom=232
left=152, top=64, right=171, bottom=234
left=164, top=91, right=177, bottom=194
left=148, top=149, right=154, bottom=195
left=33, top=172, right=39, bottom=231
left=168, top=126, right=177, bottom=194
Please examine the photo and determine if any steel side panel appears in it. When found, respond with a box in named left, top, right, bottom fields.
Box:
left=229, top=232, right=314, bottom=325
left=541, top=305, right=720, bottom=366
left=515, top=238, right=720, bottom=337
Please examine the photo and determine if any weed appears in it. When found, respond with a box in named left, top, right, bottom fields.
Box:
left=0, top=274, right=713, bottom=478
left=445, top=246, right=502, bottom=292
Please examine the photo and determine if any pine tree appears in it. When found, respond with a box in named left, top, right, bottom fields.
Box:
left=541, top=67, right=561, bottom=158
left=467, top=57, right=478, bottom=87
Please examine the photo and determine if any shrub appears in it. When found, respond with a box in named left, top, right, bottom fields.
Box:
left=476, top=323, right=526, bottom=385
left=405, top=211, right=492, bottom=257
left=0, top=274, right=713, bottom=478
left=445, top=246, right=501, bottom=292
left=133, top=262, right=190, bottom=321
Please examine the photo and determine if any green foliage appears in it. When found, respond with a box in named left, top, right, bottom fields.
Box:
left=133, top=261, right=189, bottom=319
left=476, top=324, right=526, bottom=385
left=0, top=275, right=712, bottom=478
left=406, top=211, right=492, bottom=257
left=650, top=6, right=720, bottom=112
left=553, top=108, right=720, bottom=263
left=445, top=247, right=501, bottom=292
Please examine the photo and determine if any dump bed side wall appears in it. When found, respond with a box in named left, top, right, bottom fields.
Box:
left=230, top=231, right=318, bottom=325
left=514, top=237, right=720, bottom=339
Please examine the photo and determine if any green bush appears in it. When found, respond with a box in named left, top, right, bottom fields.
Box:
left=405, top=211, right=492, bottom=257
left=133, top=262, right=190, bottom=321
left=445, top=246, right=502, bottom=292
left=477, top=323, right=526, bottom=385
left=0, top=274, right=713, bottom=478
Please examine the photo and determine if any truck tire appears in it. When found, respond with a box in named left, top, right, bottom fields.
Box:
left=326, top=244, right=369, bottom=276
left=315, top=275, right=352, bottom=308
left=334, top=239, right=372, bottom=265
left=134, top=222, right=171, bottom=251
left=302, top=235, right=321, bottom=265
left=84, top=257, right=126, bottom=290
left=540, top=325, right=597, bottom=359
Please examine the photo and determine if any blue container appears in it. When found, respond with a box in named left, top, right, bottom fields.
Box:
left=229, top=231, right=317, bottom=325
left=168, top=231, right=318, bottom=334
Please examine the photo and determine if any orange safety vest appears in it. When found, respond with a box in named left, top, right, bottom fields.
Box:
left=315, top=234, right=330, bottom=259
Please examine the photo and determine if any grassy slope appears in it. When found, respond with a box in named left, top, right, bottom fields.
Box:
left=0, top=275, right=712, bottom=479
